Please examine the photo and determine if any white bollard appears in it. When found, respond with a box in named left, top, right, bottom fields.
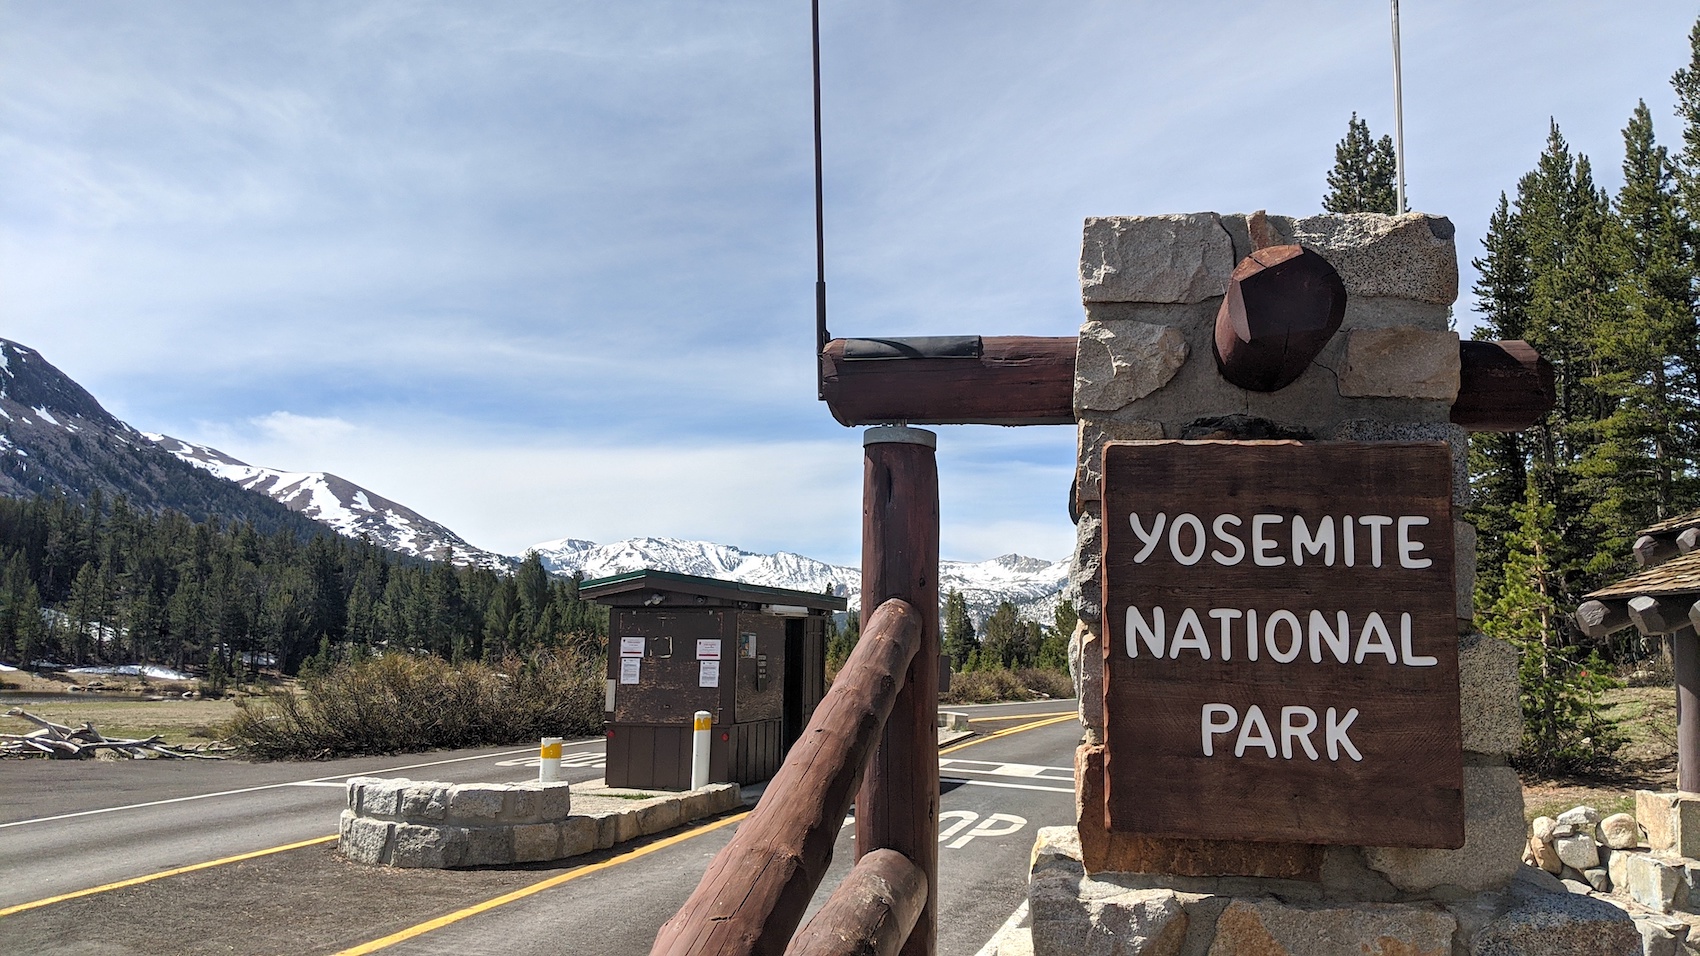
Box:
left=691, top=711, right=711, bottom=790
left=539, top=737, right=563, bottom=783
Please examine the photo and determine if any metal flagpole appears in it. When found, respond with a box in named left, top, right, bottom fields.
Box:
left=1390, top=0, right=1407, bottom=213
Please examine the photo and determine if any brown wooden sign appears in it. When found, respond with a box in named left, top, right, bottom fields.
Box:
left=1100, top=441, right=1463, bottom=848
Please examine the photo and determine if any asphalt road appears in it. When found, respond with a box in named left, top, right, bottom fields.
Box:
left=0, top=699, right=1080, bottom=956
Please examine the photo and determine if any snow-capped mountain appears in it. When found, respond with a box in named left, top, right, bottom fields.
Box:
left=147, top=435, right=511, bottom=571
left=529, top=535, right=1068, bottom=625
left=0, top=339, right=325, bottom=538
left=0, top=337, right=1067, bottom=617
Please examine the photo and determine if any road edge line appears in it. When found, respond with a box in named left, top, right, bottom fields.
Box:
left=0, top=834, right=338, bottom=919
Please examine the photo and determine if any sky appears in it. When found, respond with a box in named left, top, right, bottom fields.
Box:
left=0, top=1, right=1694, bottom=568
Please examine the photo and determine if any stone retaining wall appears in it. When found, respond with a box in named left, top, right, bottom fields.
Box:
left=338, top=776, right=739, bottom=868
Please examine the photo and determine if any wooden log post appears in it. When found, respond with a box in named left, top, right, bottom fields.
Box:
left=1678, top=625, right=1700, bottom=795
left=857, top=426, right=940, bottom=956
left=651, top=598, right=925, bottom=956
left=785, top=849, right=928, bottom=956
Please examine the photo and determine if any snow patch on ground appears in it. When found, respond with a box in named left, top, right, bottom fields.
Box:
left=66, top=664, right=195, bottom=681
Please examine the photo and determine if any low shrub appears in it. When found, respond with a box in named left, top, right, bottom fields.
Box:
left=941, top=666, right=1072, bottom=704
left=225, top=651, right=603, bottom=759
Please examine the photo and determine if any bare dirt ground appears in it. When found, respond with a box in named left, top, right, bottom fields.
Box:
left=2, top=838, right=613, bottom=955
left=1521, top=685, right=1678, bottom=822
left=1, top=694, right=239, bottom=745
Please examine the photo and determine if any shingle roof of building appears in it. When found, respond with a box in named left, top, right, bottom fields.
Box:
left=1586, top=550, right=1700, bottom=600
left=1641, top=508, right=1700, bottom=537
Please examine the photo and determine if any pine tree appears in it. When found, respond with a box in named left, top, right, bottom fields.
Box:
left=979, top=601, right=1027, bottom=670
left=1467, top=193, right=1535, bottom=606
left=1671, top=15, right=1700, bottom=271
left=1323, top=113, right=1401, bottom=214
left=1479, top=479, right=1620, bottom=774
left=941, top=590, right=977, bottom=669
left=1581, top=100, right=1699, bottom=574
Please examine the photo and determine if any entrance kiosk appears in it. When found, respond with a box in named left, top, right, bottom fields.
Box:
left=581, top=570, right=844, bottom=789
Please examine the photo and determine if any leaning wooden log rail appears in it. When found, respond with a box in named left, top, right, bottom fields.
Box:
left=651, top=597, right=927, bottom=956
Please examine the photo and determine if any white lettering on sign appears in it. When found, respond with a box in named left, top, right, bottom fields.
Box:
left=1126, top=607, right=1434, bottom=667
left=1128, top=513, right=1437, bottom=570
left=1200, top=703, right=1362, bottom=761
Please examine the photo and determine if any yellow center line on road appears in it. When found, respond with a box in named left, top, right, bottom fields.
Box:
left=941, top=713, right=1077, bottom=756
left=0, top=834, right=339, bottom=919
left=334, top=810, right=751, bottom=956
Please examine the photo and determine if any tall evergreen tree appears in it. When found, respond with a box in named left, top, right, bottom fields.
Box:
left=1323, top=113, right=1401, bottom=214
left=941, top=590, right=977, bottom=669
left=1583, top=101, right=1699, bottom=566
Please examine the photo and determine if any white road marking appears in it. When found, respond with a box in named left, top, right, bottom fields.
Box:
left=938, top=758, right=1072, bottom=781
left=0, top=743, right=604, bottom=829
left=972, top=901, right=1030, bottom=956
left=940, top=777, right=1074, bottom=794
left=285, top=781, right=352, bottom=788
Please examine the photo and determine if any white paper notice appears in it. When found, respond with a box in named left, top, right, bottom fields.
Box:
left=619, top=636, right=646, bottom=657
left=699, top=660, right=720, bottom=688
left=697, top=639, right=721, bottom=661
left=620, top=658, right=641, bottom=684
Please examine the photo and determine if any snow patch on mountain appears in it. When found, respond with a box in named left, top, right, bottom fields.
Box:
left=528, top=536, right=1068, bottom=626
left=148, top=434, right=512, bottom=572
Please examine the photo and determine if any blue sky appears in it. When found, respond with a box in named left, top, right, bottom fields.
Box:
left=1, top=1, right=1693, bottom=566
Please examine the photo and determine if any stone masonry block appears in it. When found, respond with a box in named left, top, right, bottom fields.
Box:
left=1075, top=419, right=1164, bottom=506
left=1339, top=328, right=1461, bottom=401
left=530, top=781, right=573, bottom=820
left=1636, top=791, right=1700, bottom=857
left=1075, top=323, right=1189, bottom=412
left=390, top=823, right=463, bottom=868
left=1080, top=213, right=1235, bottom=304
left=460, top=825, right=513, bottom=867
left=1068, top=504, right=1102, bottom=623
left=1456, top=520, right=1477, bottom=625
left=558, top=816, right=598, bottom=859
left=1287, top=213, right=1459, bottom=305
left=1206, top=899, right=1455, bottom=956
left=359, top=779, right=411, bottom=818
left=1469, top=890, right=1640, bottom=956
left=339, top=813, right=394, bottom=866
left=512, top=823, right=560, bottom=863
left=502, top=785, right=540, bottom=824
left=347, top=776, right=383, bottom=811
left=1069, top=620, right=1104, bottom=744
left=1458, top=634, right=1521, bottom=756
left=706, top=782, right=741, bottom=813
left=637, top=800, right=683, bottom=836
left=1364, top=765, right=1525, bottom=893
left=401, top=784, right=448, bottom=822
left=1328, top=420, right=1470, bottom=509
left=1627, top=853, right=1688, bottom=914
left=447, top=784, right=506, bottom=823
left=596, top=808, right=642, bottom=850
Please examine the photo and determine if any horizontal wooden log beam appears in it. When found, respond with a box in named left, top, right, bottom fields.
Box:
left=820, top=336, right=1075, bottom=427
left=1576, top=599, right=1634, bottom=640
left=785, top=849, right=927, bottom=956
left=652, top=598, right=924, bottom=956
left=1636, top=535, right=1683, bottom=569
left=1630, top=595, right=1697, bottom=636
left=1451, top=340, right=1556, bottom=433
left=821, top=337, right=1554, bottom=431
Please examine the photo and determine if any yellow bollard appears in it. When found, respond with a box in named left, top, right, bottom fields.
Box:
left=539, top=737, right=563, bottom=782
